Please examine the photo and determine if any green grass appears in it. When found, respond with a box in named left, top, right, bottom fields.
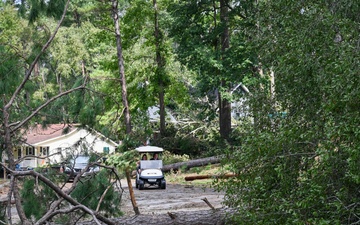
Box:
left=165, top=164, right=229, bottom=187
left=0, top=179, right=8, bottom=185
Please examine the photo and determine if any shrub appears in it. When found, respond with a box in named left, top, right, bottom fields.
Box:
left=161, top=150, right=190, bottom=165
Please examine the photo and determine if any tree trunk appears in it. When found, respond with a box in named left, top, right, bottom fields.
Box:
left=125, top=169, right=140, bottom=215
left=219, top=0, right=232, bottom=140
left=4, top=106, right=32, bottom=225
left=219, top=92, right=232, bottom=140
left=76, top=208, right=234, bottom=225
left=162, top=156, right=222, bottom=173
left=111, top=0, right=132, bottom=134
left=153, top=0, right=166, bottom=137
left=184, top=173, right=236, bottom=181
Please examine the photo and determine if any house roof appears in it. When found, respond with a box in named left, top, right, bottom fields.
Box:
left=24, top=124, right=78, bottom=145
left=148, top=106, right=177, bottom=123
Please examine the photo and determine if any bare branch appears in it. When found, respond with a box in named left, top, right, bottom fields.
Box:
left=2, top=166, right=115, bottom=225
left=4, top=0, right=71, bottom=112
left=14, top=151, right=61, bottom=165
left=36, top=205, right=102, bottom=225
left=6, top=175, right=15, bottom=225
left=201, top=197, right=215, bottom=210
left=96, top=183, right=114, bottom=212
left=11, top=83, right=87, bottom=132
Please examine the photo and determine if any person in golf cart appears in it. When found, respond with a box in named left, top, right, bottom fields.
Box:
left=135, top=146, right=166, bottom=189
left=150, top=153, right=159, bottom=160
left=137, top=154, right=148, bottom=173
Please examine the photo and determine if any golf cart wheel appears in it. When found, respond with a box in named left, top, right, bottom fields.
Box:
left=161, top=181, right=166, bottom=189
left=139, top=183, right=144, bottom=190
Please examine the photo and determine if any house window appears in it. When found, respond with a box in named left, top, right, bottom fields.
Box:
left=17, top=147, right=22, bottom=159
left=40, top=147, right=49, bottom=156
left=25, top=147, right=35, bottom=156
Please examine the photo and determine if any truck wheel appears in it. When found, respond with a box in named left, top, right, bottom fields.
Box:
left=139, top=183, right=144, bottom=190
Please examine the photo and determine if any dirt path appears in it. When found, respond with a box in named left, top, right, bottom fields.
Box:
left=120, top=179, right=225, bottom=216
left=0, top=178, right=225, bottom=222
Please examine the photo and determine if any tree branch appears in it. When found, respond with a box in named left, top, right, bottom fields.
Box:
left=3, top=165, right=116, bottom=225
left=11, top=84, right=88, bottom=132
left=4, top=0, right=71, bottom=112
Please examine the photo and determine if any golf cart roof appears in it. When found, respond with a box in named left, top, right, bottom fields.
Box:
left=135, top=146, right=164, bottom=153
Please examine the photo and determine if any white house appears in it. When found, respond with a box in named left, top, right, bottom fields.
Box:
left=15, top=124, right=118, bottom=169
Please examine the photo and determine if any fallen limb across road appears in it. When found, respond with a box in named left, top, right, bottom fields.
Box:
left=184, top=173, right=236, bottom=181
left=76, top=207, right=235, bottom=225
left=162, top=155, right=223, bottom=173
left=131, top=155, right=223, bottom=177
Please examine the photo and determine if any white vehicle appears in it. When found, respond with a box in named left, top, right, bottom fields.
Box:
left=135, top=146, right=166, bottom=190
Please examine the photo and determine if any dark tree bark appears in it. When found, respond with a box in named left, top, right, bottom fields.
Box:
left=219, top=0, right=232, bottom=140
left=111, top=0, right=132, bottom=134
left=162, top=156, right=222, bottom=173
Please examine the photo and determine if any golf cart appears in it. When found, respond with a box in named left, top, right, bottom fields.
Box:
left=135, top=146, right=166, bottom=190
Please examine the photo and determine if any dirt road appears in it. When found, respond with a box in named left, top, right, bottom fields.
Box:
left=0, top=178, right=225, bottom=222
left=120, top=180, right=225, bottom=216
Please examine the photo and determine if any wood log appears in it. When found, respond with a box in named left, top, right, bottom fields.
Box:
left=184, top=173, right=236, bottom=181
left=76, top=208, right=235, bottom=225
left=131, top=155, right=223, bottom=177
left=162, top=156, right=222, bottom=173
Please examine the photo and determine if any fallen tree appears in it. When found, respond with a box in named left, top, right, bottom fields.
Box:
left=131, top=155, right=223, bottom=177
left=162, top=155, right=223, bottom=173
left=184, top=173, right=236, bottom=181
left=77, top=207, right=235, bottom=225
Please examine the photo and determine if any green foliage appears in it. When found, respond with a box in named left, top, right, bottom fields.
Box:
left=161, top=150, right=190, bottom=165
left=20, top=171, right=63, bottom=220
left=105, top=150, right=139, bottom=170
left=70, top=170, right=122, bottom=217
left=0, top=4, right=27, bottom=103
left=0, top=203, right=5, bottom=223
left=19, top=0, right=67, bottom=23
left=115, top=134, right=146, bottom=153
left=166, top=0, right=252, bottom=90
left=20, top=169, right=122, bottom=222
left=216, top=0, right=360, bottom=224
left=21, top=178, right=47, bottom=220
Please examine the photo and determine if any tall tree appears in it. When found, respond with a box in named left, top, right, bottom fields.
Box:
left=167, top=0, right=251, bottom=140
left=218, top=0, right=231, bottom=139
left=112, top=0, right=191, bottom=142
left=218, top=0, right=360, bottom=224
left=0, top=1, right=121, bottom=224
left=1, top=2, right=76, bottom=224
left=111, top=0, right=132, bottom=135
left=153, top=0, right=167, bottom=137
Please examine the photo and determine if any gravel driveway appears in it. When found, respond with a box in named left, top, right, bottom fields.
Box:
left=120, top=179, right=225, bottom=216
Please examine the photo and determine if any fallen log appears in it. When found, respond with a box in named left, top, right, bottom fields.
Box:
left=185, top=173, right=236, bottom=181
left=162, top=155, right=222, bottom=173
left=131, top=155, right=223, bottom=177
left=76, top=208, right=235, bottom=225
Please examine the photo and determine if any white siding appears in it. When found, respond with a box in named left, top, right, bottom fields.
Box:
left=31, top=129, right=117, bottom=166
